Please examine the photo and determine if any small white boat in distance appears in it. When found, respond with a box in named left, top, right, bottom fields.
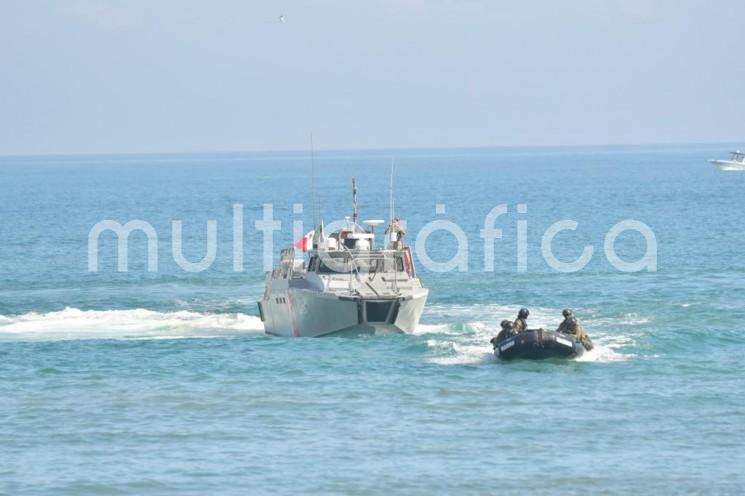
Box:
left=709, top=150, right=745, bottom=171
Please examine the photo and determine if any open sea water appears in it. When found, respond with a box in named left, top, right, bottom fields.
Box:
left=1, top=144, right=744, bottom=495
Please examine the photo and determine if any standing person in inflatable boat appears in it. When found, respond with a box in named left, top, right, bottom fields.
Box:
left=513, top=308, right=529, bottom=333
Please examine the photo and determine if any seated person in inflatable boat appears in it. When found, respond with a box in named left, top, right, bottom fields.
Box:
left=556, top=309, right=593, bottom=351
left=491, top=308, right=593, bottom=360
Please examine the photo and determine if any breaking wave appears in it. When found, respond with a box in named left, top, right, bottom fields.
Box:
left=0, top=307, right=264, bottom=342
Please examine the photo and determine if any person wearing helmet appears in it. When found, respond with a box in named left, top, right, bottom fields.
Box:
left=513, top=308, right=530, bottom=333
left=491, top=320, right=516, bottom=347
left=557, top=309, right=573, bottom=327
left=557, top=309, right=575, bottom=334
left=557, top=309, right=594, bottom=351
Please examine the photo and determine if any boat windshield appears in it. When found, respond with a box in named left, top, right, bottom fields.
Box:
left=310, top=252, right=404, bottom=274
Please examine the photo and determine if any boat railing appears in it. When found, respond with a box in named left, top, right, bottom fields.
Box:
left=338, top=243, right=361, bottom=291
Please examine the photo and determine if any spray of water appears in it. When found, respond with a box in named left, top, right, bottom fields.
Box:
left=417, top=304, right=637, bottom=365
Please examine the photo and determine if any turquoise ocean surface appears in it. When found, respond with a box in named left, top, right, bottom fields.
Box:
left=1, top=145, right=744, bottom=494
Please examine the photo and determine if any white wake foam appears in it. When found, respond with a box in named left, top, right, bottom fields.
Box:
left=418, top=304, right=636, bottom=365
left=0, top=307, right=264, bottom=342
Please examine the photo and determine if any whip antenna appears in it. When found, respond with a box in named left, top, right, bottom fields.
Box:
left=389, top=158, right=395, bottom=223
left=310, top=132, right=318, bottom=227
left=352, top=177, right=358, bottom=224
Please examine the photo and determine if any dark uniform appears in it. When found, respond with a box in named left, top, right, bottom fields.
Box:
left=557, top=315, right=594, bottom=351
left=491, top=320, right=515, bottom=347
left=556, top=318, right=574, bottom=334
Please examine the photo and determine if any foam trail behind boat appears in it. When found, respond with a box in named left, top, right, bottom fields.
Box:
left=0, top=307, right=264, bottom=342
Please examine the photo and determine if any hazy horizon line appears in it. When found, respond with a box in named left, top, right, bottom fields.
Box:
left=0, top=140, right=741, bottom=161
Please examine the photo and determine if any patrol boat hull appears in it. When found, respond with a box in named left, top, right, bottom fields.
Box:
left=494, top=329, right=585, bottom=360
left=259, top=288, right=428, bottom=337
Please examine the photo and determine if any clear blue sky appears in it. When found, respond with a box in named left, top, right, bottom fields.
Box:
left=1, top=0, right=743, bottom=155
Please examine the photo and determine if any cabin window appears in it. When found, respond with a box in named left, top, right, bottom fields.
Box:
left=316, top=253, right=352, bottom=273
left=396, top=256, right=405, bottom=272
left=319, top=259, right=350, bottom=273
left=356, top=257, right=381, bottom=273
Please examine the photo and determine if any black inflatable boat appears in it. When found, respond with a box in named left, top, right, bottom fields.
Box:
left=493, top=329, right=585, bottom=360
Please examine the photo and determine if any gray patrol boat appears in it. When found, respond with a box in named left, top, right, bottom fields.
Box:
left=258, top=179, right=428, bottom=337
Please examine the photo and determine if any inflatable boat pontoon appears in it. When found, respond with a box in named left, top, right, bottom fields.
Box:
left=493, top=329, right=585, bottom=360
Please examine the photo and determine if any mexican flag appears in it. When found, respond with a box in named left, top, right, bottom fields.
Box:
left=294, top=231, right=314, bottom=252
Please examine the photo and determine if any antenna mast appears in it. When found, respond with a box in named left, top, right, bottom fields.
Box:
left=310, top=132, right=317, bottom=227
left=352, top=177, right=358, bottom=224
left=389, top=158, right=395, bottom=223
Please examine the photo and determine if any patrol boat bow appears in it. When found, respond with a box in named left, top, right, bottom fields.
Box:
left=258, top=180, right=428, bottom=337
